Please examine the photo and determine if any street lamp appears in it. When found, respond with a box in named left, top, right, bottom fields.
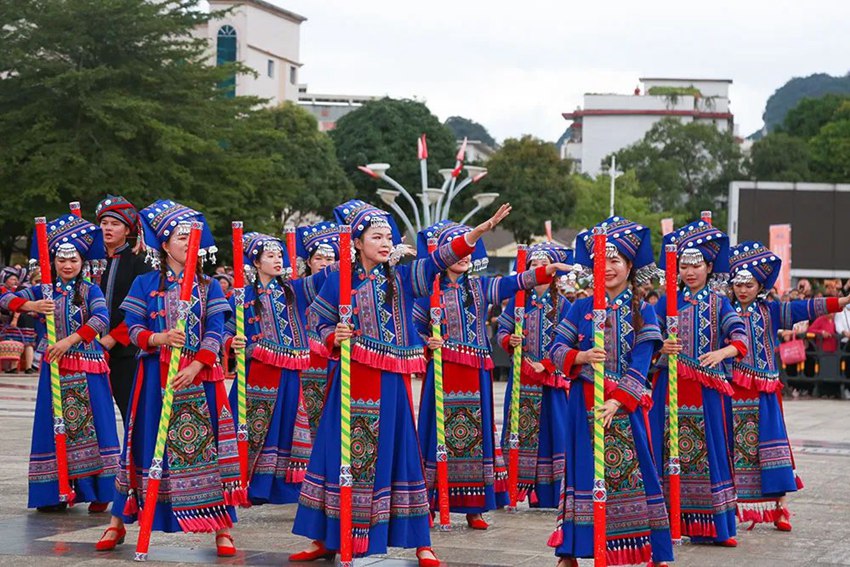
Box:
left=608, top=156, right=624, bottom=217
left=460, top=192, right=500, bottom=224
left=359, top=135, right=493, bottom=238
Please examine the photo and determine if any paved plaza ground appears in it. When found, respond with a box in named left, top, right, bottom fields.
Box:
left=0, top=373, right=848, bottom=566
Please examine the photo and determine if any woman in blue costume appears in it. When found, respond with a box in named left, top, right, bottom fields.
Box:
left=497, top=242, right=572, bottom=509
left=650, top=219, right=747, bottom=547
left=96, top=200, right=240, bottom=557
left=1, top=215, right=118, bottom=513
left=292, top=201, right=512, bottom=567
left=413, top=222, right=567, bottom=528
left=727, top=242, right=849, bottom=530
left=295, top=221, right=341, bottom=442
left=548, top=217, right=672, bottom=567
left=223, top=231, right=334, bottom=504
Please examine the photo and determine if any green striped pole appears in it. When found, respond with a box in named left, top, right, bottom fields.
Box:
left=507, top=245, right=527, bottom=510
left=232, top=222, right=249, bottom=490
left=591, top=226, right=607, bottom=567
left=338, top=225, right=353, bottom=567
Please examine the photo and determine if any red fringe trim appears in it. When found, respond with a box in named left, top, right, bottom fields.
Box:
left=308, top=337, right=330, bottom=359
left=547, top=529, right=564, bottom=547
left=161, top=351, right=225, bottom=383
left=682, top=517, right=718, bottom=538
left=286, top=466, right=307, bottom=484
left=353, top=536, right=368, bottom=555
left=350, top=343, right=425, bottom=374
left=58, top=353, right=109, bottom=374
left=222, top=486, right=250, bottom=507
left=449, top=494, right=486, bottom=508
left=679, top=359, right=733, bottom=395
left=737, top=502, right=783, bottom=525
left=441, top=346, right=494, bottom=370
left=175, top=509, right=233, bottom=533
left=122, top=492, right=139, bottom=516
left=795, top=473, right=804, bottom=490
left=733, top=366, right=782, bottom=393
left=606, top=542, right=651, bottom=566
left=251, top=343, right=311, bottom=370
left=522, top=360, right=569, bottom=390
left=639, top=393, right=653, bottom=409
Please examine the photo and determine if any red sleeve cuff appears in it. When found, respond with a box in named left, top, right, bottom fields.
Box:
left=8, top=297, right=27, bottom=312
left=534, top=265, right=553, bottom=285
left=77, top=324, right=97, bottom=344
left=195, top=348, right=217, bottom=368
left=224, top=337, right=233, bottom=353
left=137, top=330, right=156, bottom=352
left=731, top=339, right=748, bottom=359
left=110, top=321, right=131, bottom=347
left=451, top=234, right=476, bottom=259
left=499, top=334, right=511, bottom=352
left=562, top=349, right=579, bottom=375
left=826, top=297, right=841, bottom=313
left=610, top=389, right=639, bottom=413
left=540, top=358, right=556, bottom=374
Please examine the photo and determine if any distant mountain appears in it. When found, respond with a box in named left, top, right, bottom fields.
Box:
left=756, top=72, right=850, bottom=137
left=444, top=116, right=497, bottom=147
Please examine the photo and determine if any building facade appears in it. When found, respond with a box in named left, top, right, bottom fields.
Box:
left=561, top=78, right=735, bottom=175
left=196, top=0, right=306, bottom=104
left=297, top=86, right=378, bottom=131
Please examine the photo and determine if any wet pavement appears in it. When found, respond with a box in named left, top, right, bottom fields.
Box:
left=1, top=373, right=849, bottom=566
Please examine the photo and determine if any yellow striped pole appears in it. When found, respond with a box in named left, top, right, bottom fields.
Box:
left=338, top=225, right=353, bottom=567
left=232, top=222, right=249, bottom=490
left=134, top=222, right=203, bottom=562
left=591, top=226, right=607, bottom=567
left=35, top=217, right=75, bottom=506
left=507, top=245, right=527, bottom=510
left=428, top=238, right=451, bottom=530
left=665, top=243, right=682, bottom=542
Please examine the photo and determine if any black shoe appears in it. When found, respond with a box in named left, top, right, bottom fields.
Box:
left=24, top=368, right=36, bottom=374
left=36, top=503, right=68, bottom=513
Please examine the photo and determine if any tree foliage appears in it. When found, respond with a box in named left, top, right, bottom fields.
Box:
left=481, top=136, right=575, bottom=244
left=761, top=72, right=850, bottom=134
left=444, top=116, right=497, bottom=148
left=330, top=98, right=457, bottom=210
left=781, top=94, right=849, bottom=140
left=609, top=118, right=743, bottom=226
left=748, top=132, right=811, bottom=181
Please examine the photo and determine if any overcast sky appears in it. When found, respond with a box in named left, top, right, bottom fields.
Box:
left=275, top=0, right=850, bottom=143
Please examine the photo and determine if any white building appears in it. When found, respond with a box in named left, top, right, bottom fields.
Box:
left=196, top=0, right=306, bottom=104
left=561, top=78, right=735, bottom=175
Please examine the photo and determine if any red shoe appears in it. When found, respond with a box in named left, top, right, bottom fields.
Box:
left=466, top=514, right=489, bottom=530
left=95, top=526, right=126, bottom=551
left=88, top=502, right=109, bottom=514
left=775, top=508, right=792, bottom=532
left=290, top=540, right=336, bottom=562
left=715, top=537, right=738, bottom=547
left=216, top=533, right=236, bottom=557
left=416, top=546, right=441, bottom=567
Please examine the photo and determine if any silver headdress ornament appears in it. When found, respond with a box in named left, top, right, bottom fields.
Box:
left=55, top=243, right=80, bottom=260
left=315, top=243, right=336, bottom=259
left=680, top=247, right=705, bottom=266
left=731, top=268, right=756, bottom=285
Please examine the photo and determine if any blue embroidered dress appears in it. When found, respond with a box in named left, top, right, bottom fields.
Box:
left=650, top=286, right=747, bottom=543
left=293, top=236, right=475, bottom=557
left=412, top=266, right=550, bottom=514
left=2, top=279, right=119, bottom=508
left=548, top=290, right=673, bottom=565
left=731, top=297, right=838, bottom=524
left=223, top=269, right=332, bottom=504
left=112, top=270, right=240, bottom=533
left=496, top=287, right=570, bottom=508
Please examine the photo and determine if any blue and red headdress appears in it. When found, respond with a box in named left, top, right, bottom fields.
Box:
left=416, top=220, right=488, bottom=272
left=95, top=195, right=140, bottom=235
left=242, top=232, right=290, bottom=282
left=729, top=241, right=781, bottom=291
left=29, top=214, right=106, bottom=279
left=297, top=221, right=341, bottom=261
left=333, top=200, right=401, bottom=244
left=574, top=216, right=658, bottom=285
left=659, top=218, right=730, bottom=291
left=138, top=200, right=217, bottom=268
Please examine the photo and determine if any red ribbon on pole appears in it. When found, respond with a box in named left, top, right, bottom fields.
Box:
left=285, top=227, right=298, bottom=280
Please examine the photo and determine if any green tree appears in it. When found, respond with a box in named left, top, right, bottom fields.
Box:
left=609, top=118, right=743, bottom=226
left=330, top=98, right=457, bottom=207
left=444, top=116, right=497, bottom=147
left=761, top=73, right=850, bottom=135
left=0, top=0, right=274, bottom=262
left=481, top=136, right=576, bottom=244
left=782, top=94, right=848, bottom=140
left=236, top=103, right=354, bottom=225
left=808, top=105, right=850, bottom=182
left=748, top=132, right=811, bottom=181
